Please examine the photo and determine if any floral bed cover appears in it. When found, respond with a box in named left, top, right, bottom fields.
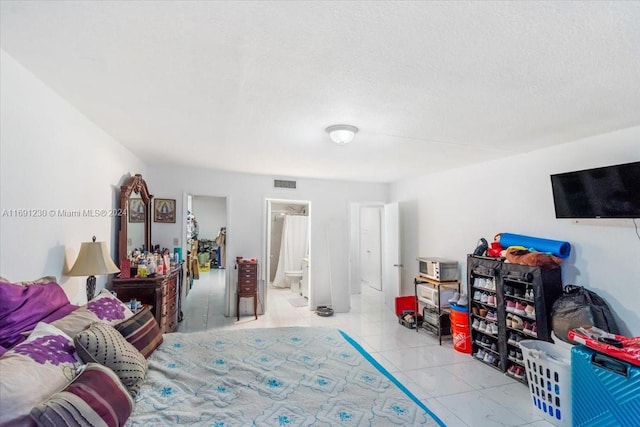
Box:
left=127, top=326, right=443, bottom=426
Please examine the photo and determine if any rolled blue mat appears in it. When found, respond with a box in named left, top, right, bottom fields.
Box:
left=500, top=233, right=571, bottom=259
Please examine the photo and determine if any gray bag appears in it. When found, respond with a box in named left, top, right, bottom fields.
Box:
left=551, top=284, right=620, bottom=343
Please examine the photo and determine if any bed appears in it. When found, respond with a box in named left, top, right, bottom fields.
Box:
left=0, top=278, right=444, bottom=426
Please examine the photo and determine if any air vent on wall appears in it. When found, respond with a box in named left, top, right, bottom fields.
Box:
left=274, top=179, right=297, bottom=189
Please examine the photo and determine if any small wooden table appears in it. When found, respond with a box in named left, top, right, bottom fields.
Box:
left=236, top=260, right=258, bottom=320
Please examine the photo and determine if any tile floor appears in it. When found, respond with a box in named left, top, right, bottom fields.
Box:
left=179, top=269, right=554, bottom=427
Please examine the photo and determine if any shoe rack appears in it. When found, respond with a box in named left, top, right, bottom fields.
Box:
left=467, top=255, right=563, bottom=384
left=468, top=256, right=505, bottom=372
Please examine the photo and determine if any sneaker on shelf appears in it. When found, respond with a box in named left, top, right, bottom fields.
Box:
left=479, top=308, right=488, bottom=317
left=515, top=334, right=523, bottom=345
left=476, top=349, right=486, bottom=360
left=509, top=349, right=516, bottom=359
left=473, top=290, right=482, bottom=301
left=490, top=342, right=498, bottom=352
left=478, top=320, right=488, bottom=333
left=456, top=294, right=469, bottom=306
left=523, top=321, right=534, bottom=334
left=507, top=333, right=517, bottom=346
left=475, top=278, right=486, bottom=288
left=511, top=315, right=524, bottom=330
left=484, top=353, right=496, bottom=364
left=448, top=292, right=461, bottom=305
left=513, top=288, right=525, bottom=298
left=516, top=350, right=523, bottom=362
left=472, top=306, right=479, bottom=315
left=482, top=336, right=491, bottom=346
left=480, top=293, right=489, bottom=303
left=507, top=364, right=517, bottom=375
left=524, top=304, right=535, bottom=318
left=531, top=322, right=537, bottom=336
left=486, top=310, right=497, bottom=321
left=514, top=302, right=527, bottom=316
left=506, top=313, right=513, bottom=328
left=487, top=294, right=496, bottom=305
left=514, top=366, right=525, bottom=380
left=488, top=278, right=497, bottom=291
left=472, top=318, right=480, bottom=329
left=525, top=288, right=534, bottom=299
left=505, top=299, right=516, bottom=313
left=504, top=286, right=514, bottom=296
left=489, top=323, right=499, bottom=335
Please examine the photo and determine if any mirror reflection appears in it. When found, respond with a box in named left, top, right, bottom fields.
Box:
left=127, top=193, right=146, bottom=253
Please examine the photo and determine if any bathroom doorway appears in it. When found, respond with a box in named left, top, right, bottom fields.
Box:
left=265, top=199, right=311, bottom=310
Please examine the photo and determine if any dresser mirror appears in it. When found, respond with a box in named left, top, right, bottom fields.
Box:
left=118, top=174, right=152, bottom=262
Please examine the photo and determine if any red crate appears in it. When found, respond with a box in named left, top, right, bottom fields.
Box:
left=395, top=295, right=416, bottom=316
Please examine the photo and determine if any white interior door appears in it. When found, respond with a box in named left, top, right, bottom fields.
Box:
left=382, top=202, right=401, bottom=310
left=360, top=206, right=382, bottom=290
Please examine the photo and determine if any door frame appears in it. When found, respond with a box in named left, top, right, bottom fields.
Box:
left=263, top=198, right=312, bottom=312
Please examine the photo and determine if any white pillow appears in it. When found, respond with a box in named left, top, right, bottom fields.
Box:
left=0, top=323, right=82, bottom=426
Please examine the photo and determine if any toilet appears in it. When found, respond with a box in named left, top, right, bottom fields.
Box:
left=285, top=270, right=303, bottom=294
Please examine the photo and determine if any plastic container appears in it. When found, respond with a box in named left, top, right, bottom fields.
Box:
left=520, top=340, right=572, bottom=427
left=395, top=295, right=416, bottom=316
left=450, top=305, right=472, bottom=354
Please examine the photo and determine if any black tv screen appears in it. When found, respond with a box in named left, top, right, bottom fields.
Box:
left=550, top=161, right=640, bottom=218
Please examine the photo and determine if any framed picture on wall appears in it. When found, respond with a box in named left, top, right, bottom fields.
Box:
left=129, top=198, right=145, bottom=223
left=154, top=198, right=176, bottom=223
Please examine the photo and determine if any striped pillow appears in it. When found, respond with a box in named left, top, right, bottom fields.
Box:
left=30, top=363, right=133, bottom=427
left=74, top=322, right=147, bottom=398
left=114, top=307, right=163, bottom=358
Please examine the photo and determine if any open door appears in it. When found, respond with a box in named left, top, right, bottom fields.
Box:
left=382, top=202, right=401, bottom=309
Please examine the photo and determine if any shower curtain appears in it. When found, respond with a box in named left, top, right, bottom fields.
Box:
left=273, top=215, right=309, bottom=288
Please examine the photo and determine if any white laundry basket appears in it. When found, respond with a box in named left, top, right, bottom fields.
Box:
left=519, top=340, right=572, bottom=427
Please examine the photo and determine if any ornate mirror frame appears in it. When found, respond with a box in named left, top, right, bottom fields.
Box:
left=118, top=174, right=153, bottom=262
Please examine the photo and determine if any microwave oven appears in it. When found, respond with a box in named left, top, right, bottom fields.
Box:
left=418, top=257, right=459, bottom=282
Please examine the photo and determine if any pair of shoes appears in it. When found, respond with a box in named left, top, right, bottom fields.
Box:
left=483, top=352, right=496, bottom=364
left=486, top=310, right=497, bottom=321
left=514, top=302, right=527, bottom=316
left=511, top=315, right=524, bottom=330
left=480, top=293, right=489, bottom=303
left=507, top=332, right=522, bottom=346
left=504, top=286, right=514, bottom=296
left=478, top=320, right=488, bottom=332
left=525, top=288, right=534, bottom=299
left=524, top=304, right=535, bottom=318
left=516, top=350, right=523, bottom=362
left=476, top=349, right=486, bottom=360
left=479, top=308, right=488, bottom=317
left=486, top=323, right=498, bottom=335
left=486, top=294, right=496, bottom=305
left=473, top=290, right=482, bottom=301
left=475, top=278, right=486, bottom=289
left=505, top=299, right=516, bottom=312
left=513, top=366, right=525, bottom=380
left=472, top=306, right=479, bottom=315
left=472, top=318, right=480, bottom=329
left=523, top=321, right=534, bottom=335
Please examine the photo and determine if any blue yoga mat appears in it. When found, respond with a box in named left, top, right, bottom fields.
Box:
left=500, top=233, right=571, bottom=259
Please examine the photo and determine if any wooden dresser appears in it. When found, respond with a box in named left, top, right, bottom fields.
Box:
left=110, top=263, right=184, bottom=333
left=236, top=259, right=258, bottom=320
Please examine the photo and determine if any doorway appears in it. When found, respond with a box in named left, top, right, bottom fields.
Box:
left=185, top=194, right=228, bottom=316
left=265, top=199, right=311, bottom=310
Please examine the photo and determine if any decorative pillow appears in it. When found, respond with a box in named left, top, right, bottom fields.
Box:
left=51, top=289, right=134, bottom=339
left=0, top=323, right=81, bottom=426
left=0, top=280, right=73, bottom=348
left=114, top=306, right=163, bottom=358
left=74, top=322, right=147, bottom=398
left=30, top=363, right=134, bottom=427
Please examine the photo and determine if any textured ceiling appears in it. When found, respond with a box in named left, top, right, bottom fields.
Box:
left=2, top=1, right=640, bottom=183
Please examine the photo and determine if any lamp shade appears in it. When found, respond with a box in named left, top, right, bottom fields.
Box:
left=326, top=124, right=358, bottom=145
left=68, top=237, right=120, bottom=277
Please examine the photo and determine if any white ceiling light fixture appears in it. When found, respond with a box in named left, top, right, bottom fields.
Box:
left=326, top=124, right=358, bottom=145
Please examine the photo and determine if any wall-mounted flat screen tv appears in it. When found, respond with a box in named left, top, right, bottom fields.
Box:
left=550, top=161, right=640, bottom=218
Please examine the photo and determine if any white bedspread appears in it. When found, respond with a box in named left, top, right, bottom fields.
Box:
left=127, top=326, right=442, bottom=426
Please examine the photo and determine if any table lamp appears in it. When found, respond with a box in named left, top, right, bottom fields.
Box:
left=68, top=236, right=120, bottom=301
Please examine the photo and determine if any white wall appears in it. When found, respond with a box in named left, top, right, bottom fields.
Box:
left=146, top=166, right=388, bottom=315
left=391, top=126, right=640, bottom=336
left=0, top=50, right=146, bottom=303
left=191, top=196, right=226, bottom=241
